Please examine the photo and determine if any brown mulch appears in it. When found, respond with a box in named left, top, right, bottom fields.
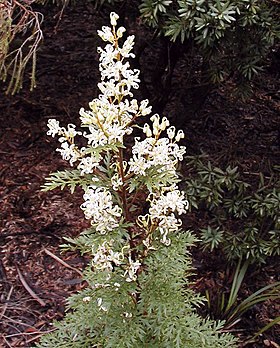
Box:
left=0, top=3, right=279, bottom=347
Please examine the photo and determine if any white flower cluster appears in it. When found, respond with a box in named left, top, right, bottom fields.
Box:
left=79, top=12, right=152, bottom=148
left=93, top=241, right=123, bottom=272
left=47, top=12, right=152, bottom=174
left=128, top=115, right=186, bottom=177
left=139, top=187, right=188, bottom=246
left=81, top=186, right=122, bottom=234
left=149, top=185, right=188, bottom=245
left=47, top=120, right=82, bottom=166
left=46, top=13, right=189, bottom=290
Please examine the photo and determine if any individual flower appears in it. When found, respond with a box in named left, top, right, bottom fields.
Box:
left=139, top=99, right=152, bottom=116
left=47, top=119, right=61, bottom=137
left=110, top=12, right=119, bottom=27
left=111, top=173, right=123, bottom=191
left=56, top=142, right=80, bottom=165
left=61, top=123, right=81, bottom=140
left=97, top=26, right=114, bottom=43
left=124, top=256, right=141, bottom=282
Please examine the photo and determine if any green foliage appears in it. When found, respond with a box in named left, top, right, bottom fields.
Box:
left=37, top=232, right=237, bottom=348
left=143, top=0, right=279, bottom=84
left=205, top=259, right=280, bottom=328
left=96, top=0, right=279, bottom=97
left=42, top=170, right=95, bottom=193
left=2, top=0, right=278, bottom=96
left=184, top=156, right=280, bottom=263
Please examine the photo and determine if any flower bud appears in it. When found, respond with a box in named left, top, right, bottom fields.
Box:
left=143, top=123, right=152, bottom=137
left=167, top=126, right=176, bottom=139
left=159, top=117, right=170, bottom=131
left=117, top=27, right=126, bottom=38
left=110, top=12, right=119, bottom=26
left=175, top=130, right=185, bottom=142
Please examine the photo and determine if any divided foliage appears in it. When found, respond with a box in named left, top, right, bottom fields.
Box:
left=37, top=231, right=236, bottom=347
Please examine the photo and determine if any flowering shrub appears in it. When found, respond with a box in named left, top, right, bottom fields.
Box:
left=37, top=13, right=237, bottom=347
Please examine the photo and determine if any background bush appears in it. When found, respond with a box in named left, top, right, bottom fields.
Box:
left=184, top=156, right=280, bottom=264
left=1, top=0, right=279, bottom=107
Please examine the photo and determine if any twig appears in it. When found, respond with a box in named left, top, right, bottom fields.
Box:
left=243, top=171, right=271, bottom=179
left=43, top=248, right=83, bottom=277
left=2, top=314, right=34, bottom=328
left=15, top=265, right=46, bottom=307
left=3, top=336, right=13, bottom=348
left=5, top=329, right=55, bottom=339
left=0, top=285, right=13, bottom=320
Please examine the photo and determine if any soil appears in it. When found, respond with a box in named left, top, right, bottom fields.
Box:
left=0, top=3, right=279, bottom=347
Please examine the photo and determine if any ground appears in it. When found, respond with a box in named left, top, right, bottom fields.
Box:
left=0, top=3, right=279, bottom=347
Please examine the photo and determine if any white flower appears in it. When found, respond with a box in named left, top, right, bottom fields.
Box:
left=167, top=126, right=176, bottom=140
left=175, top=129, right=185, bottom=142
left=93, top=241, right=122, bottom=272
left=47, top=119, right=61, bottom=137
left=56, top=142, right=80, bottom=165
left=84, top=126, right=108, bottom=147
left=111, top=173, right=123, bottom=191
left=114, top=282, right=121, bottom=290
left=83, top=296, right=91, bottom=302
left=128, top=133, right=186, bottom=177
left=117, top=26, right=126, bottom=38
left=110, top=12, right=119, bottom=26
left=124, top=312, right=133, bottom=318
left=63, top=124, right=81, bottom=139
left=147, top=188, right=188, bottom=245
left=139, top=99, right=152, bottom=116
left=124, top=256, right=141, bottom=282
left=81, top=186, right=122, bottom=234
left=149, top=189, right=188, bottom=217
left=79, top=107, right=97, bottom=125
left=97, top=44, right=119, bottom=66
left=143, top=123, right=152, bottom=137
left=97, top=26, right=114, bottom=43
left=119, top=35, right=135, bottom=58
left=78, top=155, right=101, bottom=175
left=106, top=123, right=127, bottom=143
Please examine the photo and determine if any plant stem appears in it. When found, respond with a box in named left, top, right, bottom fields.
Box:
left=118, top=147, right=129, bottom=221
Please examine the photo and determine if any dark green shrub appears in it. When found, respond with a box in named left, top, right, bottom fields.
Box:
left=95, top=0, right=279, bottom=104
left=184, top=156, right=280, bottom=263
